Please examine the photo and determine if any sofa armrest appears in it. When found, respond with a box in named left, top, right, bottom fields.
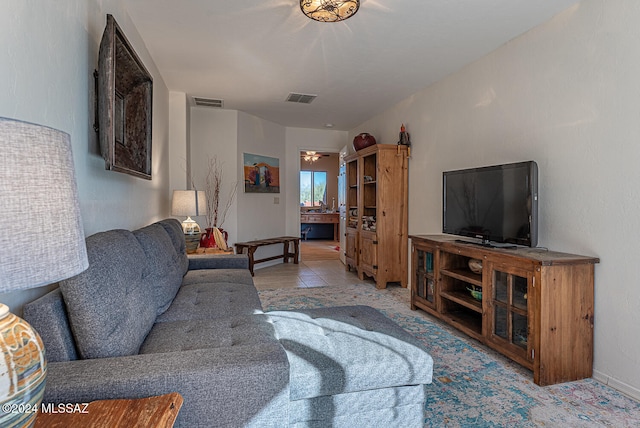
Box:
left=43, top=343, right=289, bottom=428
left=188, top=254, right=249, bottom=270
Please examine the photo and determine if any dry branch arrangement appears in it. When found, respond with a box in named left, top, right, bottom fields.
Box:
left=202, top=156, right=238, bottom=230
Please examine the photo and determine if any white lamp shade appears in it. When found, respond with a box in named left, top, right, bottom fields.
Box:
left=0, top=118, right=89, bottom=293
left=0, top=117, right=88, bottom=427
left=172, top=190, right=207, bottom=217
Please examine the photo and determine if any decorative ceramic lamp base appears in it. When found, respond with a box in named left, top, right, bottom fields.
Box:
left=0, top=303, right=47, bottom=427
left=180, top=217, right=202, bottom=254
left=184, top=234, right=200, bottom=254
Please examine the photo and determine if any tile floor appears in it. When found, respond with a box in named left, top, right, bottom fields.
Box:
left=251, top=240, right=372, bottom=290
left=252, top=259, right=371, bottom=290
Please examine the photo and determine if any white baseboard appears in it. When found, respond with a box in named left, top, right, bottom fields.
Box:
left=593, top=369, right=640, bottom=402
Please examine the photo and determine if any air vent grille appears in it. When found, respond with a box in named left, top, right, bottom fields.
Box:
left=286, top=93, right=317, bottom=104
left=193, top=97, right=224, bottom=108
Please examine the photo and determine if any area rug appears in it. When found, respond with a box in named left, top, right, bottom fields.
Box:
left=259, top=283, right=640, bottom=427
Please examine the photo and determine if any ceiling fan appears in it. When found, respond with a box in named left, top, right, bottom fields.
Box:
left=300, top=151, right=329, bottom=162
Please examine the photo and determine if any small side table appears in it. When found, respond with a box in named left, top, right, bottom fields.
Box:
left=34, top=392, right=183, bottom=428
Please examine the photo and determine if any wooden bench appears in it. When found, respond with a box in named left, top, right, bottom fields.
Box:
left=235, top=236, right=300, bottom=276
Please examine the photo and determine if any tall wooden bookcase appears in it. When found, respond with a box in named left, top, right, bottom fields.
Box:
left=345, top=144, right=409, bottom=289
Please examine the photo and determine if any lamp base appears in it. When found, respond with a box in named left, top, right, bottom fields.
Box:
left=184, top=233, right=200, bottom=254
left=180, top=216, right=201, bottom=235
left=0, top=303, right=47, bottom=428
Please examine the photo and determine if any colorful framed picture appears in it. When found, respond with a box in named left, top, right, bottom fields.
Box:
left=243, top=153, right=280, bottom=193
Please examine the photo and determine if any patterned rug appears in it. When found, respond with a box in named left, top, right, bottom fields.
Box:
left=259, top=282, right=640, bottom=427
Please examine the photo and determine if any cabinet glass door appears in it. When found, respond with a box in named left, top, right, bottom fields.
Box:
left=415, top=248, right=435, bottom=306
left=346, top=159, right=358, bottom=229
left=361, top=153, right=377, bottom=231
left=492, top=268, right=530, bottom=352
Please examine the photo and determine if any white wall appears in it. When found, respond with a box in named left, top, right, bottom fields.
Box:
left=351, top=0, right=640, bottom=399
left=0, top=0, right=171, bottom=313
left=169, top=91, right=190, bottom=192
left=189, top=108, right=239, bottom=242
left=236, top=112, right=287, bottom=266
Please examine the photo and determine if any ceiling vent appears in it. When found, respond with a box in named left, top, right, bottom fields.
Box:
left=193, top=97, right=224, bottom=108
left=286, top=93, right=317, bottom=104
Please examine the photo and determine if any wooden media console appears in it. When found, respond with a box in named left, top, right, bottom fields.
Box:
left=410, top=234, right=599, bottom=386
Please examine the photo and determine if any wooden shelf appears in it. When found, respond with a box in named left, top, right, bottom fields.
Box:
left=440, top=290, right=482, bottom=313
left=440, top=268, right=482, bottom=287
left=441, top=310, right=482, bottom=339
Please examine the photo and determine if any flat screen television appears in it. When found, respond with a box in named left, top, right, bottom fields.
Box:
left=442, top=161, right=538, bottom=247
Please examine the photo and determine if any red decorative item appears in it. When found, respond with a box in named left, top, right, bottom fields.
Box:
left=352, top=133, right=376, bottom=151
left=200, top=227, right=228, bottom=248
left=200, top=228, right=215, bottom=248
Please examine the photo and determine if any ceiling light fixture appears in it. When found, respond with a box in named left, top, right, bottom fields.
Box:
left=300, top=0, right=360, bottom=22
left=303, top=151, right=321, bottom=162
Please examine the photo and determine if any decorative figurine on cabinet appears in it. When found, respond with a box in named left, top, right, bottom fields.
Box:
left=397, top=123, right=411, bottom=157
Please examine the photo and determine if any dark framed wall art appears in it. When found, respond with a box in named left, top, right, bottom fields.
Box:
left=96, top=14, right=153, bottom=180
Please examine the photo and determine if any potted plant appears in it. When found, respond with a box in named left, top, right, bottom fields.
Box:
left=198, top=156, right=238, bottom=249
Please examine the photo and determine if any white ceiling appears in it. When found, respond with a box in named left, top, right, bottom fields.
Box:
left=126, top=0, right=580, bottom=131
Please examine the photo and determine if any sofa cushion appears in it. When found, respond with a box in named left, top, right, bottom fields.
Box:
left=140, top=315, right=278, bottom=354
left=23, top=288, right=78, bottom=362
left=182, top=268, right=254, bottom=286
left=155, top=282, right=263, bottom=323
left=133, top=223, right=186, bottom=314
left=269, top=305, right=433, bottom=400
left=188, top=254, right=249, bottom=270
left=157, top=218, right=189, bottom=272
left=59, top=229, right=157, bottom=359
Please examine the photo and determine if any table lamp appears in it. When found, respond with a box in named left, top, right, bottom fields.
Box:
left=171, top=190, right=207, bottom=253
left=0, top=117, right=89, bottom=427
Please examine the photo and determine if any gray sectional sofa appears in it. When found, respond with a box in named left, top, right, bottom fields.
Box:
left=24, top=219, right=433, bottom=427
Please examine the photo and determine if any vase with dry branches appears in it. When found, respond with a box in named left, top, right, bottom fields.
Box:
left=198, top=156, right=238, bottom=249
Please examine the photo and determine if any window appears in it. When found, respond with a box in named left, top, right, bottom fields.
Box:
left=300, top=171, right=327, bottom=207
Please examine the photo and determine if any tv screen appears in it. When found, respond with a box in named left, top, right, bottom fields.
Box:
left=442, top=161, right=538, bottom=247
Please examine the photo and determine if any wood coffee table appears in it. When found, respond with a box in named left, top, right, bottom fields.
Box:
left=34, top=392, right=183, bottom=428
